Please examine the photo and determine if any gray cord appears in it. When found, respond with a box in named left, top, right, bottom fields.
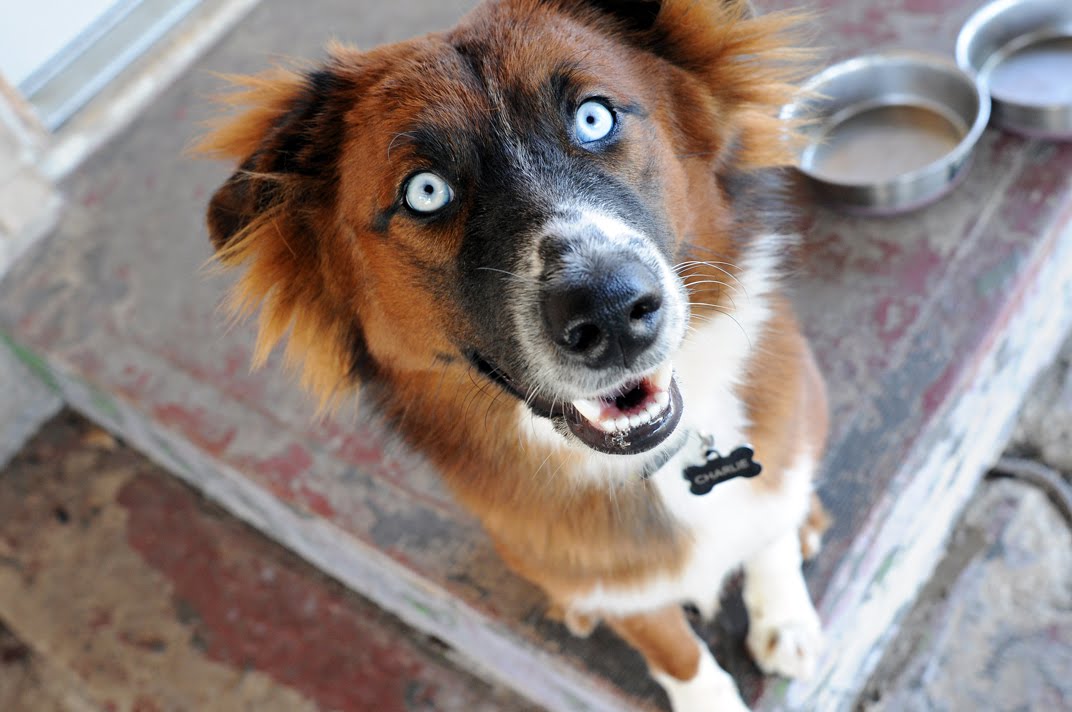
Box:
left=987, top=456, right=1072, bottom=527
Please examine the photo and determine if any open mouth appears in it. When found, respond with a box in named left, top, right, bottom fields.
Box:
left=472, top=352, right=683, bottom=456
left=565, top=361, right=683, bottom=456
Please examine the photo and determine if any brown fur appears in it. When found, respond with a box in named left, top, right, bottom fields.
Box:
left=800, top=494, right=832, bottom=561
left=608, top=605, right=702, bottom=681
left=199, top=0, right=822, bottom=689
left=738, top=297, right=829, bottom=494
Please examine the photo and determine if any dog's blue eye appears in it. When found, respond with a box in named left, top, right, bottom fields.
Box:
left=404, top=172, right=453, bottom=214
left=575, top=100, right=615, bottom=144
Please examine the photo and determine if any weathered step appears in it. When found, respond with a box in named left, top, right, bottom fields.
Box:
left=1, top=0, right=1071, bottom=710
left=860, top=476, right=1072, bottom=712
left=0, top=412, right=535, bottom=712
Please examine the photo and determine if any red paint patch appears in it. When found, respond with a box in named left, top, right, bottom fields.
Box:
left=147, top=342, right=268, bottom=408
left=874, top=298, right=921, bottom=346
left=901, top=0, right=962, bottom=12
left=132, top=695, right=161, bottom=712
left=89, top=607, right=113, bottom=631
left=298, top=486, right=336, bottom=519
left=892, top=244, right=941, bottom=295
left=223, top=346, right=250, bottom=380
left=116, top=365, right=154, bottom=402
left=153, top=404, right=236, bottom=457
left=67, top=348, right=104, bottom=378
left=922, top=360, right=961, bottom=417
left=81, top=176, right=121, bottom=208
left=240, top=443, right=313, bottom=485
left=335, top=432, right=387, bottom=467
left=117, top=474, right=467, bottom=712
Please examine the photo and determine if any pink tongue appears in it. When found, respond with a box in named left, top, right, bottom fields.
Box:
left=565, top=376, right=683, bottom=456
left=602, top=383, right=650, bottom=418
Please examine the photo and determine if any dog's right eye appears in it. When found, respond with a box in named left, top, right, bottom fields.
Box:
left=404, top=172, right=454, bottom=214
left=574, top=99, right=616, bottom=144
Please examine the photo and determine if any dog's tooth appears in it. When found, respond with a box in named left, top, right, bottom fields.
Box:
left=572, top=398, right=603, bottom=424
left=654, top=390, right=670, bottom=408
left=651, top=362, right=674, bottom=391
left=629, top=414, right=646, bottom=429
left=601, top=419, right=619, bottom=433
left=646, top=403, right=663, bottom=420
left=615, top=416, right=631, bottom=432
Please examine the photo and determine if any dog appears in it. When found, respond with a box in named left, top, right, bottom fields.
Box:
left=200, top=1, right=829, bottom=709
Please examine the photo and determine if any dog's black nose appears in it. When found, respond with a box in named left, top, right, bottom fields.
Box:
left=542, top=258, right=664, bottom=369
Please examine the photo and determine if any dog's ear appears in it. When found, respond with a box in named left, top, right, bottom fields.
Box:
left=196, top=60, right=367, bottom=406
left=570, top=0, right=809, bottom=169
left=201, top=67, right=348, bottom=251
left=569, top=0, right=756, bottom=33
left=572, top=0, right=663, bottom=33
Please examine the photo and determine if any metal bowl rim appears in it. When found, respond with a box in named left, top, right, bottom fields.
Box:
left=780, top=51, right=991, bottom=193
left=955, top=0, right=1072, bottom=74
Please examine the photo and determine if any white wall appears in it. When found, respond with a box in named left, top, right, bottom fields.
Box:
left=0, top=0, right=130, bottom=87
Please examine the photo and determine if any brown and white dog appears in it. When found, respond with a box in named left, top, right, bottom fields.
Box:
left=200, top=1, right=829, bottom=709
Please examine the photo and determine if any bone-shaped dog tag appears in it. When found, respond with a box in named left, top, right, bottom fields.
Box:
left=683, top=445, right=762, bottom=496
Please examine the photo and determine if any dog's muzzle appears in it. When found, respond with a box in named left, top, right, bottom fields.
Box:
left=541, top=253, right=665, bottom=370
left=535, top=247, right=683, bottom=456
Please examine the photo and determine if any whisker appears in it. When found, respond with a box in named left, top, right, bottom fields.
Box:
left=525, top=382, right=545, bottom=412
left=387, top=131, right=418, bottom=160
left=462, top=366, right=498, bottom=423
left=545, top=456, right=569, bottom=486
left=689, top=303, right=752, bottom=348
left=675, top=259, right=740, bottom=269
left=608, top=479, right=622, bottom=525
left=483, top=385, right=507, bottom=433
left=685, top=283, right=738, bottom=312
left=681, top=278, right=733, bottom=287
left=532, top=450, right=555, bottom=480
left=475, top=266, right=534, bottom=283
left=674, top=261, right=747, bottom=294
left=683, top=279, right=736, bottom=291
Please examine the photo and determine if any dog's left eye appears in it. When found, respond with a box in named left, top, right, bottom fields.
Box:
left=404, top=172, right=454, bottom=214
left=574, top=100, right=615, bottom=144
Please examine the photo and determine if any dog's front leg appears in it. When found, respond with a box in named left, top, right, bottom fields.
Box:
left=743, top=529, right=824, bottom=680
left=608, top=605, right=748, bottom=712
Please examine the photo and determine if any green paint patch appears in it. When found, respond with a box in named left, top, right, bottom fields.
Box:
left=404, top=595, right=456, bottom=628
left=0, top=331, right=60, bottom=392
left=766, top=678, right=790, bottom=701
left=974, top=255, right=1022, bottom=298
left=874, top=548, right=901, bottom=585
left=154, top=435, right=195, bottom=478
left=88, top=383, right=122, bottom=422
left=557, top=685, right=595, bottom=711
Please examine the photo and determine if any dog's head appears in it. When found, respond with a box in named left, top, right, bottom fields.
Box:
left=201, top=0, right=804, bottom=460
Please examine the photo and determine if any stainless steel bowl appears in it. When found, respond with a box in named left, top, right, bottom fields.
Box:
left=782, top=52, right=990, bottom=216
left=956, top=0, right=1072, bottom=139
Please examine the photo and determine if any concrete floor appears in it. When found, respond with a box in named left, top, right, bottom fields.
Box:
left=860, top=336, right=1072, bottom=712
left=0, top=412, right=536, bottom=712
left=0, top=626, right=86, bottom=712
left=3, top=349, right=1070, bottom=712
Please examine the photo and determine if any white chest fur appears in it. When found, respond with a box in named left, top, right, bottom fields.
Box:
left=571, top=238, right=815, bottom=618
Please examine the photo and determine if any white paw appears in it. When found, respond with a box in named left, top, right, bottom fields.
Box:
left=746, top=615, right=823, bottom=680
left=708, top=689, right=751, bottom=712
left=654, top=650, right=751, bottom=712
